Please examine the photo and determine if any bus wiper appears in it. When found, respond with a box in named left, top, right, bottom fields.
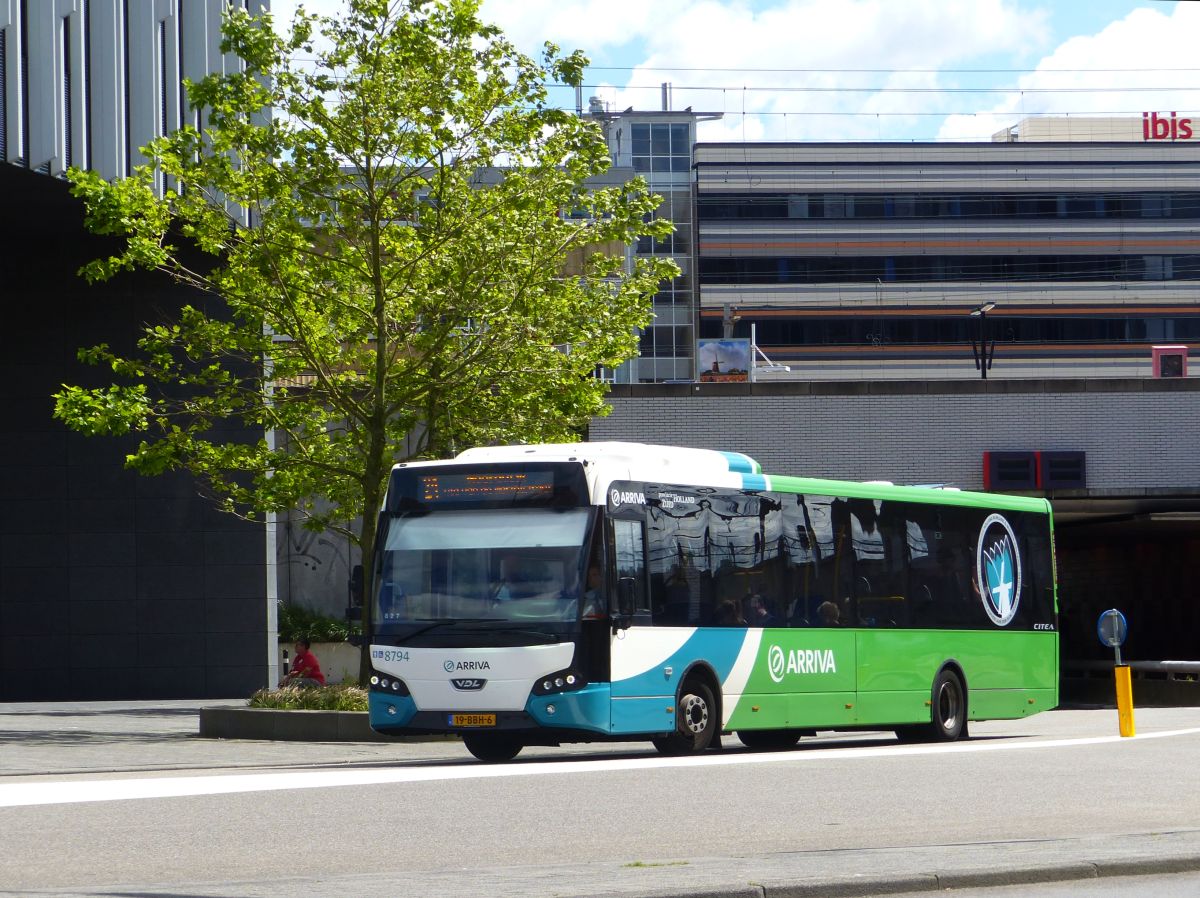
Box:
left=400, top=618, right=493, bottom=639
left=459, top=626, right=559, bottom=643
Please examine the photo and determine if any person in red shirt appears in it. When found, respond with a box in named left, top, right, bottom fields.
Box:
left=280, top=638, right=326, bottom=688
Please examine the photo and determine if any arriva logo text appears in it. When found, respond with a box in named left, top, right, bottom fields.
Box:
left=444, top=660, right=491, bottom=672
left=767, top=645, right=838, bottom=683
left=610, top=488, right=647, bottom=506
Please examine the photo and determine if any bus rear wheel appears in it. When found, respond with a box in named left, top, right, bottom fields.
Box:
left=463, top=733, right=523, bottom=762
left=737, top=729, right=803, bottom=750
left=653, top=680, right=717, bottom=755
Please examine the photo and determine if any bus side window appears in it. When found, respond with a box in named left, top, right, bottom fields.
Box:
left=613, top=519, right=650, bottom=614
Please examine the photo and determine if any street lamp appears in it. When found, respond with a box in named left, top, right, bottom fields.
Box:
left=969, top=301, right=997, bottom=379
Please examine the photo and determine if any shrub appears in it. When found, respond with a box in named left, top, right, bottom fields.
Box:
left=277, top=601, right=359, bottom=642
left=248, top=684, right=368, bottom=711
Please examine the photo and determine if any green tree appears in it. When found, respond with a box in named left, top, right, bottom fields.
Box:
left=53, top=0, right=677, bottom=671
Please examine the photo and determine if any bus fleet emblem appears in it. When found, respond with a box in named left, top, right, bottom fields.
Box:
left=977, top=514, right=1022, bottom=627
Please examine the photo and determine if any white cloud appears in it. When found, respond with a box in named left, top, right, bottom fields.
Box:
left=937, top=4, right=1200, bottom=141
left=481, top=0, right=689, bottom=54
left=267, top=1, right=1196, bottom=143
left=577, top=0, right=1052, bottom=141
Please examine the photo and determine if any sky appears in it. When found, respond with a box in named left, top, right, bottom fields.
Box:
left=267, top=0, right=1200, bottom=143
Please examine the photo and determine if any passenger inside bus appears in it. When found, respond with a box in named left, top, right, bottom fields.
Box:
left=743, top=591, right=776, bottom=626
left=713, top=598, right=745, bottom=626
left=817, top=600, right=841, bottom=627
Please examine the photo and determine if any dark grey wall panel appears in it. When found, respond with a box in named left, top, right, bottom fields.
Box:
left=0, top=165, right=270, bottom=701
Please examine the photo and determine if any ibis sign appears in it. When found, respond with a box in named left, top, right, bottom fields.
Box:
left=1143, top=112, right=1195, bottom=141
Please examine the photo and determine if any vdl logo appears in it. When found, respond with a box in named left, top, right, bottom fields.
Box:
left=977, top=514, right=1022, bottom=627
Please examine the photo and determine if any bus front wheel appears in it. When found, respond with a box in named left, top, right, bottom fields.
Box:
left=653, top=680, right=717, bottom=755
left=897, top=668, right=967, bottom=743
left=463, top=733, right=523, bottom=762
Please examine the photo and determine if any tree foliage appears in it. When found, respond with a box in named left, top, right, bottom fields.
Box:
left=54, top=0, right=677, bottom=585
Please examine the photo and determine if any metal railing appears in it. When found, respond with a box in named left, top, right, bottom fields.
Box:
left=1064, top=660, right=1200, bottom=680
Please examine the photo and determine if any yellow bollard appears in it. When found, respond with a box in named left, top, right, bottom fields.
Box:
left=1114, top=665, right=1136, bottom=737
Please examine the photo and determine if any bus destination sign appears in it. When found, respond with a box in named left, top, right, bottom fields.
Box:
left=418, top=471, right=555, bottom=504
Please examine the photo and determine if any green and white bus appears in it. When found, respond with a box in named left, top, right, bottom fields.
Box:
left=366, top=442, right=1057, bottom=761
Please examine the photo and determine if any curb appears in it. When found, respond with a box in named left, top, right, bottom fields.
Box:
left=560, top=855, right=1200, bottom=898
left=670, top=856, right=1200, bottom=898
left=197, top=706, right=453, bottom=743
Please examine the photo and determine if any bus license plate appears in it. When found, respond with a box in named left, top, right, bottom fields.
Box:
left=449, top=713, right=495, bottom=727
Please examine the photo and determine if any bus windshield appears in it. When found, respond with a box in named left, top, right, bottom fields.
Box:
left=373, top=507, right=593, bottom=628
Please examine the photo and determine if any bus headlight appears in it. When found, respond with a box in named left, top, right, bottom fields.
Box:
left=532, top=669, right=586, bottom=696
left=369, top=670, right=410, bottom=696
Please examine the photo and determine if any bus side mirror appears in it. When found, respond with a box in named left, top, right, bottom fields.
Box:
left=348, top=564, right=364, bottom=607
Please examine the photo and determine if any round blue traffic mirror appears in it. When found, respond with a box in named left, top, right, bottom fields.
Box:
left=1097, top=608, right=1128, bottom=648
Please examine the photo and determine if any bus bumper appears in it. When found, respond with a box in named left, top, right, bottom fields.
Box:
left=526, top=683, right=612, bottom=735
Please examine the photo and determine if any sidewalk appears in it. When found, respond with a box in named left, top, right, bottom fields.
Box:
left=0, top=700, right=468, bottom=776
left=2, top=701, right=1200, bottom=898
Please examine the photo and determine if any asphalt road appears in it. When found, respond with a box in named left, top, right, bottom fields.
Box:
left=1, top=703, right=1199, bottom=897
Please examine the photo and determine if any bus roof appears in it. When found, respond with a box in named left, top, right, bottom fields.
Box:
left=767, top=474, right=1052, bottom=515
left=450, top=442, right=760, bottom=474
left=392, top=443, right=1051, bottom=516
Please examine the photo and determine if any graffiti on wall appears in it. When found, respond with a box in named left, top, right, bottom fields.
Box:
left=279, top=518, right=360, bottom=617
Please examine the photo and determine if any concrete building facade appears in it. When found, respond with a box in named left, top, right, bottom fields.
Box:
left=694, top=130, right=1200, bottom=381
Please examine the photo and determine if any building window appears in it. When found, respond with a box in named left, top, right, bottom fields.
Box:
left=60, top=17, right=72, bottom=168
left=2, top=27, right=9, bottom=160
left=639, top=324, right=693, bottom=358
left=631, top=123, right=690, bottom=174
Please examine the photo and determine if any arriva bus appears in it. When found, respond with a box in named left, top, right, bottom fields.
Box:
left=366, top=442, right=1057, bottom=761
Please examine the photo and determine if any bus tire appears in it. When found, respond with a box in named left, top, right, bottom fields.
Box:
left=463, top=733, right=523, bottom=762
left=895, top=668, right=968, bottom=743
left=653, top=680, right=717, bottom=755
left=737, top=729, right=803, bottom=750
left=927, top=668, right=967, bottom=741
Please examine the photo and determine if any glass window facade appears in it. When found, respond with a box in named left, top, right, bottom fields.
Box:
left=700, top=314, right=1200, bottom=348
left=627, top=142, right=696, bottom=380
left=700, top=255, right=1200, bottom=284
left=698, top=192, right=1200, bottom=221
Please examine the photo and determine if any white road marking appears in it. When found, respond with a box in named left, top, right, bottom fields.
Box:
left=3, top=726, right=1199, bottom=809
